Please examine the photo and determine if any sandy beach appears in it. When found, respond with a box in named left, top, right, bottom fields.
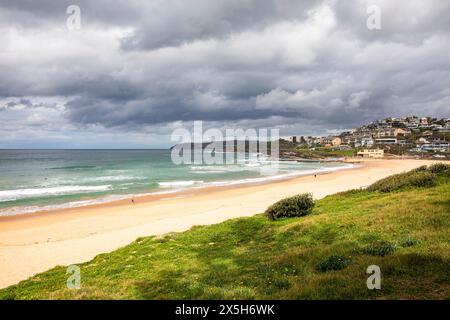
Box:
left=0, top=158, right=441, bottom=289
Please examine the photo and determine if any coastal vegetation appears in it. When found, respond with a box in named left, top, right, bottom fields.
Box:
left=366, top=170, right=437, bottom=192
left=265, top=193, right=314, bottom=220
left=1, top=165, right=449, bottom=300
left=366, top=163, right=449, bottom=192
left=292, top=147, right=356, bottom=159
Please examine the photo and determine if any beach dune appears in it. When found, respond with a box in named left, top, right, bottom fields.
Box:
left=0, top=159, right=440, bottom=289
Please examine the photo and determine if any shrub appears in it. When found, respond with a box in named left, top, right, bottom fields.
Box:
left=366, top=170, right=437, bottom=193
left=404, top=171, right=436, bottom=188
left=316, top=254, right=352, bottom=272
left=400, top=238, right=418, bottom=248
left=428, top=163, right=450, bottom=174
left=410, top=165, right=428, bottom=173
left=362, top=242, right=396, bottom=256
left=265, top=193, right=315, bottom=220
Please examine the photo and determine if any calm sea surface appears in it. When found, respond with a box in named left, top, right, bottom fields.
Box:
left=0, top=149, right=352, bottom=216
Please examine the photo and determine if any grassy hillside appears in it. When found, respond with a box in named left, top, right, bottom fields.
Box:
left=295, top=147, right=356, bottom=159
left=1, top=168, right=449, bottom=300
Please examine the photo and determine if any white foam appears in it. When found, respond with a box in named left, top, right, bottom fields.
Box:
left=244, top=163, right=261, bottom=167
left=169, top=163, right=354, bottom=190
left=0, top=185, right=112, bottom=202
left=190, top=165, right=260, bottom=173
left=0, top=189, right=185, bottom=217
left=194, top=163, right=356, bottom=188
left=158, top=180, right=204, bottom=188
left=192, top=170, right=224, bottom=174
left=81, top=175, right=143, bottom=182
left=0, top=163, right=357, bottom=216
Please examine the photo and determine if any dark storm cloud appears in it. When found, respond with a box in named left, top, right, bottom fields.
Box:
left=0, top=0, right=449, bottom=140
left=119, top=0, right=320, bottom=50
left=1, top=0, right=320, bottom=48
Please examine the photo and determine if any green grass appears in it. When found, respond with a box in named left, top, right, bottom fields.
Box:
left=1, top=171, right=449, bottom=300
left=367, top=170, right=437, bottom=192
left=296, top=147, right=356, bottom=159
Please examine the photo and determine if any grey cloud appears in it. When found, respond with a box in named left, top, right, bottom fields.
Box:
left=120, top=0, right=321, bottom=50
left=1, top=0, right=320, bottom=49
left=0, top=0, right=449, bottom=141
left=1, top=98, right=44, bottom=110
left=333, top=0, right=450, bottom=44
left=0, top=0, right=140, bottom=28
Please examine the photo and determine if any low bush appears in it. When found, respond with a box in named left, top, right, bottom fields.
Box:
left=265, top=193, right=315, bottom=220
left=366, top=170, right=436, bottom=193
left=316, top=254, right=352, bottom=272
left=400, top=238, right=418, bottom=248
left=428, top=163, right=450, bottom=174
left=410, top=165, right=428, bottom=173
left=362, top=242, right=396, bottom=256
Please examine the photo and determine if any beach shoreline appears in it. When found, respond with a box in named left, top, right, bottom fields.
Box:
left=0, top=159, right=356, bottom=221
left=0, top=158, right=444, bottom=289
left=0, top=158, right=354, bottom=219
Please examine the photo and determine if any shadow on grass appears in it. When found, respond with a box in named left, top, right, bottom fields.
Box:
left=133, top=217, right=288, bottom=299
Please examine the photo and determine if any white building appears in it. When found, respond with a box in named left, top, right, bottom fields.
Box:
left=375, top=138, right=397, bottom=145
left=361, top=137, right=374, bottom=147
left=357, top=149, right=384, bottom=158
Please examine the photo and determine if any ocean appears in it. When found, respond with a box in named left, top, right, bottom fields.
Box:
left=0, top=149, right=352, bottom=216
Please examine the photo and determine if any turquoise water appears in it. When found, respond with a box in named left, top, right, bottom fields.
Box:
left=0, top=150, right=351, bottom=216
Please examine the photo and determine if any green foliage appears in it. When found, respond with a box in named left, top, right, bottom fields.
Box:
left=428, top=163, right=450, bottom=174
left=278, top=139, right=299, bottom=151
left=362, top=242, right=396, bottom=256
left=316, top=255, right=352, bottom=272
left=410, top=165, right=428, bottom=173
left=295, top=147, right=356, bottom=159
left=400, top=238, right=418, bottom=248
left=367, top=164, right=450, bottom=193
left=265, top=193, right=315, bottom=220
left=367, top=171, right=436, bottom=192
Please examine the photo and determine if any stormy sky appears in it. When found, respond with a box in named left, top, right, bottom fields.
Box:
left=0, top=0, right=449, bottom=148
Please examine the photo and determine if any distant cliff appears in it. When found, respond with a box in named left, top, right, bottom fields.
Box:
left=170, top=139, right=279, bottom=155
